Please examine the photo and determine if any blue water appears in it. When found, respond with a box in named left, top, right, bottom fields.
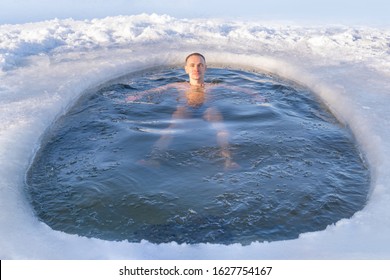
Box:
left=26, top=67, right=370, bottom=245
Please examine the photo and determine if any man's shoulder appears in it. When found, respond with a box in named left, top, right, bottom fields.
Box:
left=170, top=82, right=189, bottom=89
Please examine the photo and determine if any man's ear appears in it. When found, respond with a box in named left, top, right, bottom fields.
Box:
left=184, top=65, right=189, bottom=74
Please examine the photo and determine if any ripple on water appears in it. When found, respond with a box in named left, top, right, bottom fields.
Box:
left=26, top=68, right=370, bottom=244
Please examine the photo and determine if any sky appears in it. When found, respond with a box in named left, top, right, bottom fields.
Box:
left=0, top=0, right=389, bottom=26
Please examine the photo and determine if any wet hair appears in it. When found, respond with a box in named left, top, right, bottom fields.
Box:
left=185, top=52, right=206, bottom=63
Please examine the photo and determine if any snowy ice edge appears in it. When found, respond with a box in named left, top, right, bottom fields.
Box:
left=1, top=14, right=390, bottom=73
left=1, top=14, right=389, bottom=259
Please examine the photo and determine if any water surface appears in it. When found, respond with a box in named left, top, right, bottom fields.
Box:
left=26, top=67, right=370, bottom=245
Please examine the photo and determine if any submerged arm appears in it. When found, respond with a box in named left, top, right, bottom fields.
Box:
left=126, top=82, right=186, bottom=103
left=209, top=83, right=267, bottom=103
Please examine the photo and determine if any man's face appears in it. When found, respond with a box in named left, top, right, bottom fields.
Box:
left=185, top=55, right=206, bottom=82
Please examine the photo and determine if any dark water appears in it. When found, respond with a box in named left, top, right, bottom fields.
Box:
left=26, top=67, right=370, bottom=245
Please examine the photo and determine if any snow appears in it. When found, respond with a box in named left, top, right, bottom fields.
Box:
left=1, top=13, right=390, bottom=259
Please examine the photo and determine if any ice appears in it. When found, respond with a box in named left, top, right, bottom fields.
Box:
left=1, top=14, right=390, bottom=259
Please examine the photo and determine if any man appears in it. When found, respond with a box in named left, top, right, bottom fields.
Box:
left=129, top=53, right=239, bottom=170
left=185, top=52, right=207, bottom=86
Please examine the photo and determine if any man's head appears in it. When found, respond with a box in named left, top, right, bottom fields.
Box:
left=185, top=53, right=206, bottom=64
left=185, top=53, right=206, bottom=86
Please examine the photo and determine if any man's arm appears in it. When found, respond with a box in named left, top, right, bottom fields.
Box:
left=209, top=83, right=267, bottom=104
left=126, top=82, right=186, bottom=103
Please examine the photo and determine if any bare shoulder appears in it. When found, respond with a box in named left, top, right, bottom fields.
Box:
left=170, top=82, right=189, bottom=90
left=205, top=82, right=224, bottom=89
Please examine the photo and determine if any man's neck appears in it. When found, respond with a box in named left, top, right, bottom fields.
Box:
left=189, top=79, right=205, bottom=87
